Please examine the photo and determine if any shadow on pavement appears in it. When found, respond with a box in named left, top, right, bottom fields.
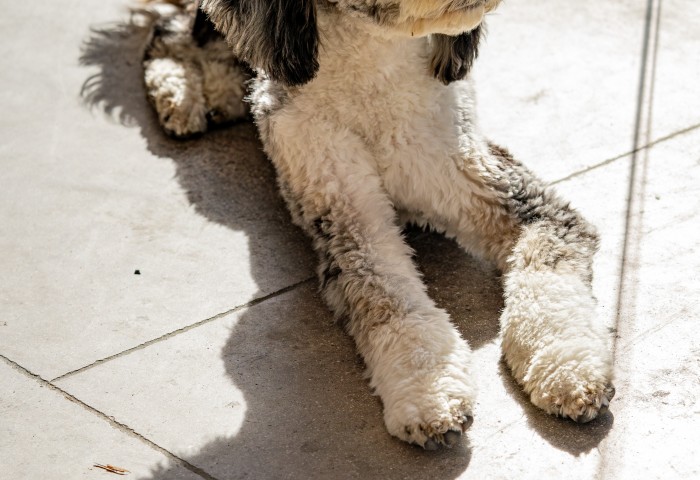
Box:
left=78, top=15, right=609, bottom=479
left=497, top=361, right=614, bottom=456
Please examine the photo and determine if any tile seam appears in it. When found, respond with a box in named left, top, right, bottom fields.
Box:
left=550, top=122, right=700, bottom=186
left=51, top=276, right=315, bottom=383
left=0, top=353, right=220, bottom=480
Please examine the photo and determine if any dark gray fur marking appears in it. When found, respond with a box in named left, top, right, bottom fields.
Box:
left=193, top=5, right=223, bottom=46
left=346, top=1, right=401, bottom=25
left=202, top=0, right=319, bottom=86
left=305, top=208, right=407, bottom=330
left=312, top=217, right=344, bottom=290
left=431, top=25, right=483, bottom=84
left=488, top=143, right=599, bottom=273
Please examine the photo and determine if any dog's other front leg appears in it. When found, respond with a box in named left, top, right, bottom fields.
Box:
left=389, top=141, right=614, bottom=423
left=490, top=147, right=616, bottom=422
left=262, top=117, right=475, bottom=449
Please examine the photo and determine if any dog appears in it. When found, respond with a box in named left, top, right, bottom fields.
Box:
left=140, top=0, right=615, bottom=450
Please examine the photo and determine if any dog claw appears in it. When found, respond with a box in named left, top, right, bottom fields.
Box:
left=206, top=109, right=224, bottom=124
left=162, top=125, right=203, bottom=140
left=598, top=383, right=615, bottom=416
left=571, top=383, right=616, bottom=423
left=605, top=383, right=616, bottom=401
left=461, top=414, right=474, bottom=431
left=419, top=414, right=472, bottom=450
left=423, top=439, right=439, bottom=451
left=444, top=430, right=462, bottom=447
left=573, top=412, right=594, bottom=423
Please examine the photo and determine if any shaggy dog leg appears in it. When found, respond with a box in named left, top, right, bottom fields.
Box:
left=138, top=0, right=612, bottom=446
left=390, top=141, right=615, bottom=423
left=254, top=107, right=477, bottom=449
left=142, top=5, right=249, bottom=137
left=488, top=145, right=615, bottom=422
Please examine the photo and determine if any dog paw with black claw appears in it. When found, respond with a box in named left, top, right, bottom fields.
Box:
left=418, top=414, right=472, bottom=450
left=571, top=383, right=616, bottom=423
left=525, top=367, right=616, bottom=424
left=390, top=401, right=475, bottom=450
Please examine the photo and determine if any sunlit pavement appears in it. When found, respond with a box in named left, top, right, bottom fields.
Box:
left=1, top=1, right=698, bottom=478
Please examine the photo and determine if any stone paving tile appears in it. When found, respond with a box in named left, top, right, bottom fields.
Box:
left=2, top=0, right=699, bottom=479
left=650, top=0, right=700, bottom=139
left=597, top=128, right=700, bottom=480
left=475, top=0, right=700, bottom=183
left=54, top=143, right=634, bottom=480
left=55, top=126, right=700, bottom=479
left=0, top=2, right=314, bottom=379
left=0, top=360, right=201, bottom=480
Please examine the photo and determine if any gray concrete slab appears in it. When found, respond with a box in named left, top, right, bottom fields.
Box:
left=53, top=156, right=639, bottom=480
left=52, top=129, right=700, bottom=480
left=0, top=360, right=200, bottom=479
left=2, top=0, right=699, bottom=479
left=0, top=2, right=314, bottom=379
left=51, top=243, right=507, bottom=479
left=55, top=282, right=603, bottom=480
left=598, top=128, right=700, bottom=480
left=475, top=0, right=700, bottom=183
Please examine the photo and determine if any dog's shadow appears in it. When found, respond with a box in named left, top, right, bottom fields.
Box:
left=80, top=17, right=610, bottom=479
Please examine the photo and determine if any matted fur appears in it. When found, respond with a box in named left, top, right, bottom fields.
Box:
left=140, top=0, right=615, bottom=449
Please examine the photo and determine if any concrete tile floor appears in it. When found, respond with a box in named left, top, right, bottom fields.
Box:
left=1, top=0, right=698, bottom=478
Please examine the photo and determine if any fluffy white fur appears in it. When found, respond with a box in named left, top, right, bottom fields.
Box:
left=140, top=0, right=615, bottom=449
left=143, top=4, right=250, bottom=136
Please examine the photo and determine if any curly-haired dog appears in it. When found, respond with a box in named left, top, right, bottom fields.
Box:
left=141, top=0, right=615, bottom=449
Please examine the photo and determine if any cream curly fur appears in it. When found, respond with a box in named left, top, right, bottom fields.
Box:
left=142, top=2, right=250, bottom=136
left=140, top=0, right=614, bottom=449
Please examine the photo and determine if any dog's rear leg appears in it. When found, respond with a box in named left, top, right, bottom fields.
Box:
left=263, top=118, right=476, bottom=449
left=142, top=4, right=249, bottom=138
left=390, top=142, right=615, bottom=423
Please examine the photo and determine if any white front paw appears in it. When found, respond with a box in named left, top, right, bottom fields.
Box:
left=501, top=271, right=615, bottom=423
left=517, top=341, right=615, bottom=423
left=368, top=312, right=477, bottom=449
left=383, top=373, right=476, bottom=449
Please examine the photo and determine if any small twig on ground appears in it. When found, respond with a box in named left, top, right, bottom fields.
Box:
left=94, top=464, right=130, bottom=475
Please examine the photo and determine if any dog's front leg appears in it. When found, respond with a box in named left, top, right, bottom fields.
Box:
left=387, top=141, right=614, bottom=423
left=262, top=116, right=476, bottom=449
left=488, top=144, right=616, bottom=423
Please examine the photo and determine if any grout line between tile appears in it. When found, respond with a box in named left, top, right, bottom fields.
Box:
left=549, top=121, right=700, bottom=186
left=0, top=353, right=219, bottom=480
left=51, top=276, right=315, bottom=383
